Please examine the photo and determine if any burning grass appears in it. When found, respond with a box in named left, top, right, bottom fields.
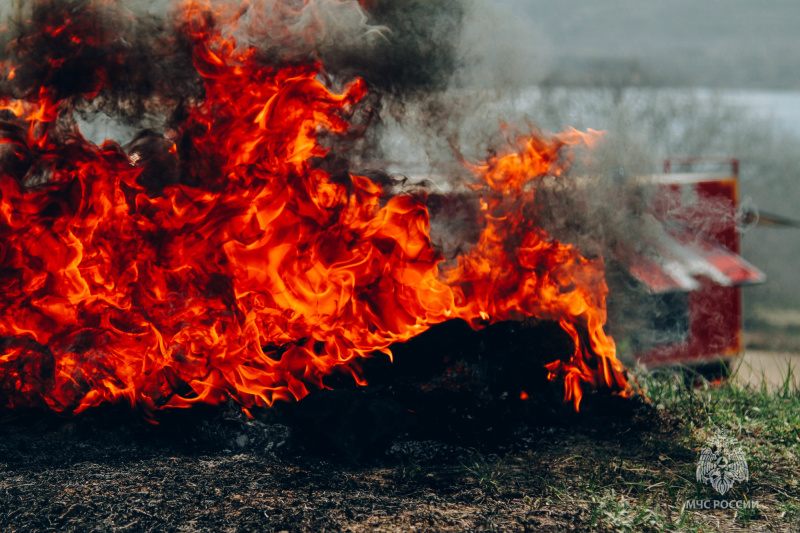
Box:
left=0, top=0, right=629, bottom=416
left=1, top=361, right=798, bottom=532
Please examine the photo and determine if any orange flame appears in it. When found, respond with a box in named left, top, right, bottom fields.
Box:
left=0, top=0, right=629, bottom=415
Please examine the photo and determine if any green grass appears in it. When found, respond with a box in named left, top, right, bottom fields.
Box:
left=461, top=457, right=508, bottom=494
left=458, top=360, right=800, bottom=532
left=632, top=361, right=799, bottom=531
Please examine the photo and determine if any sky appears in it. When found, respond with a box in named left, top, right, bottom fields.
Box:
left=489, top=0, right=800, bottom=89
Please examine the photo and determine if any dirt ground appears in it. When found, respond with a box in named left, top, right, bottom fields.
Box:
left=734, top=351, right=800, bottom=391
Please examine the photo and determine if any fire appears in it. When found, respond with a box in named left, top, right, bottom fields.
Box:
left=0, top=0, right=629, bottom=415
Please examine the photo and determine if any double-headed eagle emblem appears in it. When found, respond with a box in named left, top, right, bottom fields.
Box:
left=696, top=432, right=749, bottom=495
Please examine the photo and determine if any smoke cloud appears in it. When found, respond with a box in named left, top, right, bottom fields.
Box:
left=0, top=0, right=696, bottom=367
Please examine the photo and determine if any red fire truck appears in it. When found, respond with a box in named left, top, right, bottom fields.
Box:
left=618, top=158, right=765, bottom=367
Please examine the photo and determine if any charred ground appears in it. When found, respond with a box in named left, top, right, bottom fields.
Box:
left=0, top=383, right=652, bottom=532
left=0, top=318, right=639, bottom=532
left=1, top=323, right=798, bottom=532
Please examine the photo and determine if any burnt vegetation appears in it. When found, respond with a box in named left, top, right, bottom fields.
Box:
left=2, top=362, right=799, bottom=532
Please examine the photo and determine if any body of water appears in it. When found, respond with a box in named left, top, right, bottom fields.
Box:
left=509, top=87, right=800, bottom=138
left=77, top=87, right=800, bottom=151
left=719, top=89, right=800, bottom=137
